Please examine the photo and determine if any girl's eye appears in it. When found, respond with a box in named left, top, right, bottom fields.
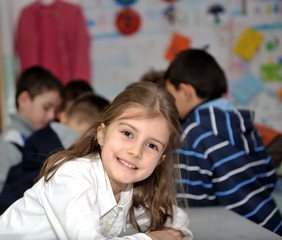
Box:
left=122, top=130, right=133, bottom=138
left=147, top=143, right=158, bottom=151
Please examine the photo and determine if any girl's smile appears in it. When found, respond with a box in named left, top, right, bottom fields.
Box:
left=98, top=107, right=170, bottom=196
left=116, top=157, right=138, bottom=170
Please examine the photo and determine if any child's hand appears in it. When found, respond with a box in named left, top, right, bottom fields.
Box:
left=147, top=228, right=183, bottom=240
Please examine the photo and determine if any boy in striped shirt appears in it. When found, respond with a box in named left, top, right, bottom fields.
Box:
left=163, top=49, right=282, bottom=236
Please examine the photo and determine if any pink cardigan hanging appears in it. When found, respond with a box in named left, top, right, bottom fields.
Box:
left=15, top=0, right=91, bottom=85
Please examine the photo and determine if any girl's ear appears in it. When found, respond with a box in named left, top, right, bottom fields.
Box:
left=158, top=154, right=166, bottom=165
left=97, top=123, right=106, bottom=147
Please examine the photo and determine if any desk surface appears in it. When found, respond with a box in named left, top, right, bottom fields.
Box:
left=119, top=206, right=281, bottom=239
left=189, top=206, right=281, bottom=240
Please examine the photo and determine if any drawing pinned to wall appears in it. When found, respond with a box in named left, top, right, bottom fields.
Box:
left=114, top=0, right=137, bottom=7
left=247, top=0, right=282, bottom=17
left=233, top=27, right=264, bottom=60
left=265, top=36, right=279, bottom=52
left=164, top=32, right=190, bottom=62
left=278, top=86, right=282, bottom=100
left=207, top=3, right=225, bottom=25
left=265, top=2, right=282, bottom=15
left=273, top=2, right=282, bottom=14
left=232, top=74, right=263, bottom=105
left=163, top=4, right=177, bottom=25
left=261, top=63, right=282, bottom=81
left=115, top=7, right=141, bottom=35
left=161, top=3, right=188, bottom=28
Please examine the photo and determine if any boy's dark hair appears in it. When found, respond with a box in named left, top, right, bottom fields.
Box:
left=67, top=92, right=110, bottom=124
left=164, top=48, right=228, bottom=100
left=61, top=80, right=93, bottom=111
left=140, top=69, right=166, bottom=88
left=15, top=66, right=64, bottom=108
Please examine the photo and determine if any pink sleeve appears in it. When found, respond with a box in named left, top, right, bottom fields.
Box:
left=15, top=6, right=40, bottom=72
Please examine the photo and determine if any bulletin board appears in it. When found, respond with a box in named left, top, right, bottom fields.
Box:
left=1, top=0, right=282, bottom=132
left=81, top=0, right=282, bottom=131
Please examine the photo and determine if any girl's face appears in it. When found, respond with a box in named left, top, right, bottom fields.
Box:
left=98, top=107, right=170, bottom=193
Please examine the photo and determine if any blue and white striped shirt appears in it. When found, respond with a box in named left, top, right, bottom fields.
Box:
left=176, top=98, right=282, bottom=236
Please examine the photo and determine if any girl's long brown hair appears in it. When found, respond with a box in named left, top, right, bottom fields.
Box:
left=36, top=81, right=182, bottom=232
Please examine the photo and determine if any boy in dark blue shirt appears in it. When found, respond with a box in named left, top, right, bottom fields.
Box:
left=163, top=49, right=282, bottom=235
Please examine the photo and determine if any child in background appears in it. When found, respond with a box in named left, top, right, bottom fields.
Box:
left=57, top=79, right=94, bottom=121
left=140, top=70, right=282, bottom=174
left=161, top=48, right=282, bottom=235
left=0, top=92, right=110, bottom=214
left=59, top=92, right=109, bottom=133
left=139, top=69, right=165, bottom=86
left=0, top=82, right=193, bottom=240
left=0, top=66, right=63, bottom=193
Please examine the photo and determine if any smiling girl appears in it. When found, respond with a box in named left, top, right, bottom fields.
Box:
left=0, top=82, right=193, bottom=240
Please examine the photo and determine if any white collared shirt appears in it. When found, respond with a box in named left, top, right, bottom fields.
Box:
left=0, top=155, right=192, bottom=240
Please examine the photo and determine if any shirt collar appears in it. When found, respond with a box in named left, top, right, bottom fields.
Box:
left=94, top=156, right=133, bottom=217
left=197, top=98, right=234, bottom=111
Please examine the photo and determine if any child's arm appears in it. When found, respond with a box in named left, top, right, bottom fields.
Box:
left=147, top=228, right=183, bottom=240
left=165, top=206, right=193, bottom=240
left=133, top=205, right=192, bottom=240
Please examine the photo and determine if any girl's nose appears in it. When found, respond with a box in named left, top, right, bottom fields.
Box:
left=128, top=142, right=142, bottom=158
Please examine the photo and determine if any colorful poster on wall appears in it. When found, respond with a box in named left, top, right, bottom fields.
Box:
left=80, top=0, right=282, bottom=131
left=115, top=0, right=137, bottom=7
left=233, top=28, right=264, bottom=60
left=165, top=32, right=190, bottom=62
left=115, top=7, right=141, bottom=35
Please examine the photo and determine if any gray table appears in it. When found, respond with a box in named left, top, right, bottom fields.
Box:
left=189, top=206, right=281, bottom=239
left=119, top=206, right=281, bottom=239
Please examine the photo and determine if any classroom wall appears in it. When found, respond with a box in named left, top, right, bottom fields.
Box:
left=1, top=0, right=282, bottom=131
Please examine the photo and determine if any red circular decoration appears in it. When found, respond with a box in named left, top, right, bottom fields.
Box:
left=115, top=8, right=141, bottom=35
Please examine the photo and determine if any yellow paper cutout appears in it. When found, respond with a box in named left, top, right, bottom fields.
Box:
left=233, top=28, right=264, bottom=61
left=266, top=4, right=272, bottom=15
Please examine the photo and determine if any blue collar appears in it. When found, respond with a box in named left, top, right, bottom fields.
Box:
left=197, top=98, right=234, bottom=111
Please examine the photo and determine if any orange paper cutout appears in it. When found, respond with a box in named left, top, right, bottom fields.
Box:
left=165, top=33, right=190, bottom=62
left=278, top=86, right=282, bottom=100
